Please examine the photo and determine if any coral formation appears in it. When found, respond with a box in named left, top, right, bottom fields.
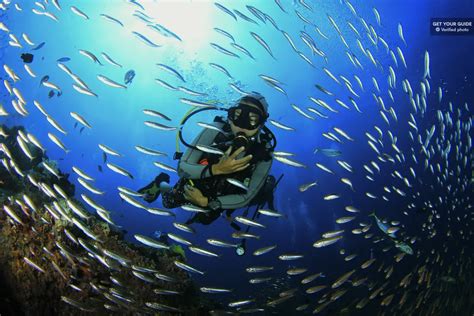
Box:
left=0, top=125, right=211, bottom=315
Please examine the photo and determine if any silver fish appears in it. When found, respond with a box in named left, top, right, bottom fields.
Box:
left=228, top=299, right=255, bottom=308
left=155, top=79, right=178, bottom=91
left=173, top=222, right=196, bottom=234
left=246, top=266, right=274, bottom=273
left=234, top=216, right=265, bottom=228
left=117, top=186, right=143, bottom=197
left=48, top=132, right=70, bottom=153
left=197, top=122, right=226, bottom=134
left=200, top=287, right=232, bottom=293
left=132, top=31, right=161, bottom=48
left=299, top=181, right=318, bottom=192
left=3, top=205, right=24, bottom=225
left=231, top=42, right=255, bottom=60
left=257, top=209, right=284, bottom=217
left=46, top=115, right=67, bottom=134
left=181, top=204, right=209, bottom=213
left=72, top=166, right=94, bottom=181
left=207, top=239, right=238, bottom=248
left=135, top=234, right=169, bottom=249
left=291, top=104, right=314, bottom=120
left=70, top=6, right=89, bottom=19
left=24, top=257, right=45, bottom=273
left=423, top=50, right=431, bottom=79
left=253, top=245, right=277, bottom=256
left=42, top=161, right=60, bottom=178
left=316, top=163, right=334, bottom=174
left=269, top=119, right=294, bottom=131
left=156, top=63, right=186, bottom=82
left=119, top=192, right=146, bottom=209
left=214, top=27, right=235, bottom=42
left=210, top=43, right=239, bottom=58
left=214, top=2, right=237, bottom=20
left=178, top=86, right=208, bottom=97
left=106, top=162, right=134, bottom=179
left=73, top=84, right=98, bottom=97
left=167, top=233, right=192, bottom=246
left=278, top=254, right=303, bottom=261
left=313, top=235, right=343, bottom=248
left=135, top=145, right=167, bottom=157
left=301, top=273, right=325, bottom=284
left=189, top=245, right=220, bottom=257
left=250, top=32, right=275, bottom=59
left=100, top=14, right=124, bottom=27
left=398, top=23, right=407, bottom=46
left=97, top=74, right=127, bottom=89
left=336, top=216, right=356, bottom=224
left=98, top=144, right=122, bottom=156
left=101, top=52, right=122, bottom=68
left=17, top=136, right=34, bottom=160
left=232, top=232, right=260, bottom=239
left=79, top=49, right=102, bottom=65
left=208, top=63, right=233, bottom=79
left=70, top=112, right=92, bottom=128
left=274, top=156, right=307, bottom=168
left=226, top=178, right=248, bottom=191
left=180, top=98, right=217, bottom=108
left=197, top=144, right=224, bottom=156
left=174, top=260, right=205, bottom=275
left=66, top=199, right=91, bottom=220
left=153, top=161, right=177, bottom=173
left=72, top=218, right=101, bottom=241
left=78, top=178, right=104, bottom=195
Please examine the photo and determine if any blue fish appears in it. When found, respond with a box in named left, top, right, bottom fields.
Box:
left=394, top=241, right=414, bottom=255
left=32, top=42, right=45, bottom=51
left=124, top=70, right=136, bottom=85
left=57, top=57, right=70, bottom=62
left=369, top=212, right=397, bottom=238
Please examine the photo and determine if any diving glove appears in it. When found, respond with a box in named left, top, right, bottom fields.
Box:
left=138, top=173, right=170, bottom=203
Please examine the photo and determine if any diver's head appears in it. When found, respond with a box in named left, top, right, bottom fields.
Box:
left=228, top=92, right=269, bottom=138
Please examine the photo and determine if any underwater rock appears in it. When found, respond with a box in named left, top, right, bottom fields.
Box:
left=0, top=126, right=209, bottom=315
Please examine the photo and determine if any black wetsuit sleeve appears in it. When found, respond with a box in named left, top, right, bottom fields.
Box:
left=178, top=128, right=218, bottom=180
left=216, top=158, right=273, bottom=209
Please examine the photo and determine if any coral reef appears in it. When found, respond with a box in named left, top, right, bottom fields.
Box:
left=0, top=125, right=211, bottom=315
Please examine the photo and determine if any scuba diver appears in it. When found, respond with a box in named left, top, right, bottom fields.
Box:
left=138, top=92, right=278, bottom=228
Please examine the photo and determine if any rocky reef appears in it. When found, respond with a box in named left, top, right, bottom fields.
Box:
left=0, top=125, right=212, bottom=315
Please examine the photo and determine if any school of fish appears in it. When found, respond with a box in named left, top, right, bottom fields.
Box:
left=0, top=0, right=472, bottom=315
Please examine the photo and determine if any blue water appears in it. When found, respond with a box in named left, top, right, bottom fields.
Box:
left=1, top=0, right=473, bottom=314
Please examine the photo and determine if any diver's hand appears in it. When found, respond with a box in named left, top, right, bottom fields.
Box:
left=212, top=146, right=252, bottom=175
left=184, top=185, right=208, bottom=207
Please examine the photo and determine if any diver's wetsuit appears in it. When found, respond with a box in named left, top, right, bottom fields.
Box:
left=161, top=116, right=273, bottom=215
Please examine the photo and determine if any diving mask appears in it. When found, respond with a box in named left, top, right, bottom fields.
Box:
left=228, top=103, right=266, bottom=130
